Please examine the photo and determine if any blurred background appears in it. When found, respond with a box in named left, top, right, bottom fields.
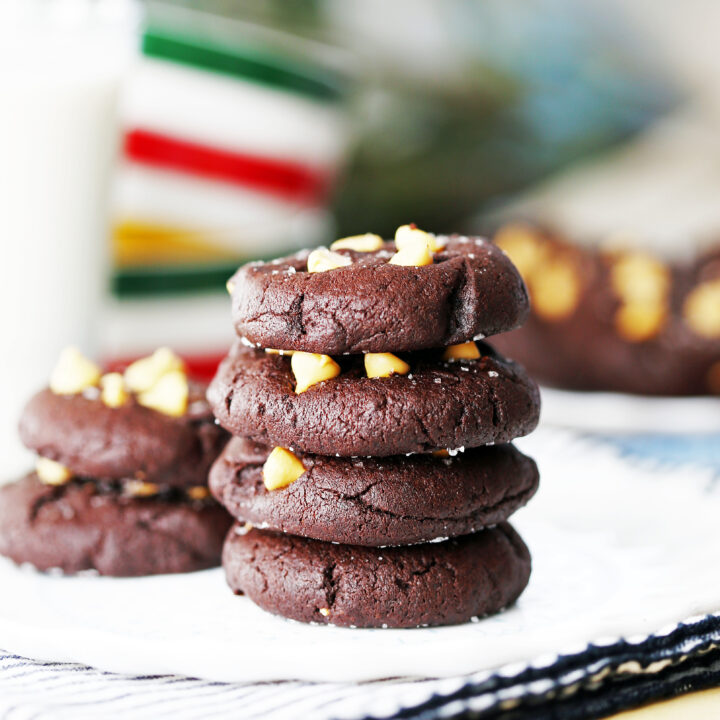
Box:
left=1, top=0, right=719, bottom=474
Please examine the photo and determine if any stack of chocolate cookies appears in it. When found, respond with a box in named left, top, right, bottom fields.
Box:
left=209, top=226, right=541, bottom=627
left=0, top=347, right=231, bottom=576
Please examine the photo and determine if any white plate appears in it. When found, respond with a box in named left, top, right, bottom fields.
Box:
left=540, top=387, right=720, bottom=434
left=0, top=429, right=718, bottom=683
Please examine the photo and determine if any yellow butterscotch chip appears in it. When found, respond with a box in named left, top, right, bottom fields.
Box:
left=262, top=447, right=306, bottom=491
left=611, top=252, right=669, bottom=304
left=388, top=229, right=434, bottom=267
left=291, top=352, right=341, bottom=393
left=187, top=486, right=210, bottom=500
left=318, top=608, right=330, bottom=617
left=100, top=373, right=128, bottom=408
left=125, top=480, right=160, bottom=497
left=137, top=370, right=188, bottom=417
left=615, top=302, right=666, bottom=342
left=226, top=278, right=236, bottom=295
left=388, top=245, right=433, bottom=267
left=395, top=224, right=444, bottom=252
left=494, top=223, right=546, bottom=279
left=306, top=248, right=352, bottom=273
left=330, top=233, right=383, bottom=252
left=124, top=347, right=184, bottom=393
left=36, top=457, right=73, bottom=485
left=683, top=279, right=720, bottom=339
left=442, top=341, right=481, bottom=361
left=530, top=259, right=581, bottom=321
left=364, top=353, right=410, bottom=378
left=49, top=347, right=101, bottom=395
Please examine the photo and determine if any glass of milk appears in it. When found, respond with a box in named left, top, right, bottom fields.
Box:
left=0, top=0, right=139, bottom=477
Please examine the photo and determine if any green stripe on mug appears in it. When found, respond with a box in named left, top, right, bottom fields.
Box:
left=142, top=29, right=345, bottom=103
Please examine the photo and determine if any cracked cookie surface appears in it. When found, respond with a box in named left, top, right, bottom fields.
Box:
left=20, top=382, right=228, bottom=489
left=208, top=342, right=540, bottom=457
left=229, top=236, right=529, bottom=354
left=210, top=437, right=538, bottom=546
left=223, top=523, right=531, bottom=627
left=0, top=474, right=232, bottom=576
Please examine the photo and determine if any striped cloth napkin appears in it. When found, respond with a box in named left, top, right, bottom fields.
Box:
left=2, top=614, right=720, bottom=719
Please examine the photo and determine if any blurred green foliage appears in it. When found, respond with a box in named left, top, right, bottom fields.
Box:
left=148, top=0, right=677, bottom=236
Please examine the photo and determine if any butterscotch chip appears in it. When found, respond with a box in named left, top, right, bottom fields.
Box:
left=49, top=347, right=101, bottom=395
left=291, top=352, right=341, bottom=393
left=395, top=224, right=445, bottom=252
left=330, top=234, right=383, bottom=252
left=226, top=279, right=235, bottom=295
left=137, top=370, right=189, bottom=417
left=388, top=241, right=433, bottom=267
left=124, top=480, right=160, bottom=497
left=187, top=486, right=210, bottom=500
left=615, top=302, right=666, bottom=342
left=306, top=248, right=352, bottom=273
left=262, top=447, right=306, bottom=491
left=494, top=223, right=546, bottom=279
left=529, top=258, right=581, bottom=321
left=364, top=353, right=410, bottom=378
left=36, top=458, right=73, bottom=486
left=683, top=279, right=720, bottom=339
left=389, top=225, right=435, bottom=266
left=100, top=373, right=128, bottom=409
left=124, top=347, right=184, bottom=393
left=611, top=252, right=669, bottom=304
left=443, top=342, right=481, bottom=361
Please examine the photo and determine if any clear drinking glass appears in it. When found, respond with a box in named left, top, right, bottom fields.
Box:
left=0, top=0, right=138, bottom=476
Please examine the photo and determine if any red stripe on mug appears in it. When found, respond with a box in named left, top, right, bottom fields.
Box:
left=125, top=129, right=332, bottom=203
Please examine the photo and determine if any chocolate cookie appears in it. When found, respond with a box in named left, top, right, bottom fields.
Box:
left=210, top=437, right=538, bottom=546
left=223, top=524, right=531, bottom=627
left=493, top=224, right=720, bottom=396
left=0, top=474, right=232, bottom=576
left=208, top=342, right=540, bottom=457
left=229, top=236, right=529, bottom=354
left=19, top=383, right=228, bottom=488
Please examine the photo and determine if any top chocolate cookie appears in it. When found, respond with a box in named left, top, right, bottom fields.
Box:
left=228, top=231, right=529, bottom=354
